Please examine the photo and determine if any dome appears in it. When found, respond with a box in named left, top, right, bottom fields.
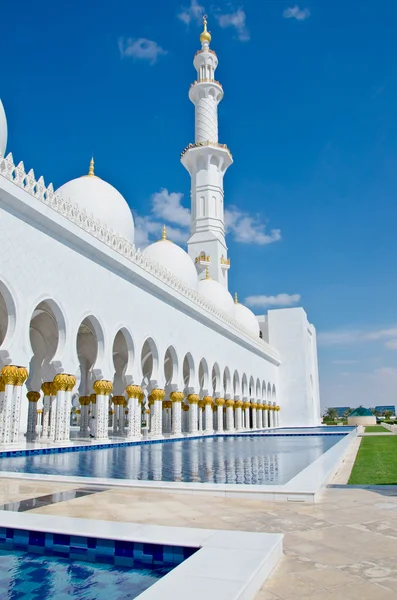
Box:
left=56, top=159, right=134, bottom=242
left=0, top=99, right=8, bottom=156
left=234, top=294, right=260, bottom=337
left=198, top=270, right=235, bottom=316
left=143, top=226, right=198, bottom=290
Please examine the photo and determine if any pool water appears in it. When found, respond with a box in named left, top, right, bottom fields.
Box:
left=0, top=434, right=343, bottom=485
left=0, top=547, right=167, bottom=599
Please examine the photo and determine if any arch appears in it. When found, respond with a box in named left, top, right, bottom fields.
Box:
left=164, top=345, right=179, bottom=387
left=141, top=337, right=159, bottom=387
left=210, top=155, right=219, bottom=168
left=272, top=384, right=276, bottom=400
left=256, top=378, right=261, bottom=401
left=112, top=327, right=135, bottom=395
left=267, top=382, right=272, bottom=398
left=28, top=299, right=66, bottom=391
left=223, top=366, right=231, bottom=397
left=0, top=280, right=17, bottom=350
left=233, top=370, right=240, bottom=399
left=212, top=362, right=221, bottom=397
left=76, top=315, right=105, bottom=395
left=241, top=373, right=248, bottom=399
left=198, top=358, right=209, bottom=392
left=182, top=352, right=195, bottom=389
left=249, top=375, right=255, bottom=399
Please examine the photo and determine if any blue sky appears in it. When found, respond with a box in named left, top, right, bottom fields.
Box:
left=1, top=0, right=397, bottom=409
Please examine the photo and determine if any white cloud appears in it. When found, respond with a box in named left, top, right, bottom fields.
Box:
left=283, top=5, right=311, bottom=21
left=216, top=9, right=250, bottom=42
left=318, top=326, right=397, bottom=347
left=134, top=190, right=280, bottom=249
left=151, top=188, right=191, bottom=227
left=178, top=0, right=205, bottom=25
left=245, top=293, right=301, bottom=309
left=225, top=206, right=281, bottom=245
left=118, top=38, right=167, bottom=65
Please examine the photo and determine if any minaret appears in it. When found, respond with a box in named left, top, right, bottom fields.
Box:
left=181, top=16, right=233, bottom=288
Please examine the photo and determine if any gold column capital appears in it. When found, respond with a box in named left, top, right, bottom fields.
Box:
left=93, top=379, right=113, bottom=396
left=243, top=401, right=250, bottom=410
left=90, top=393, right=97, bottom=404
left=27, top=391, right=40, bottom=402
left=15, top=367, right=29, bottom=386
left=187, top=394, right=200, bottom=405
left=1, top=365, right=19, bottom=386
left=0, top=376, right=5, bottom=393
left=235, top=400, right=243, bottom=408
left=151, top=388, right=165, bottom=402
left=79, top=395, right=91, bottom=406
left=225, top=399, right=235, bottom=408
left=215, top=397, right=225, bottom=406
left=170, top=391, right=184, bottom=403
left=126, top=385, right=142, bottom=399
left=203, top=396, right=213, bottom=405
left=53, top=373, right=70, bottom=392
left=41, top=381, right=54, bottom=396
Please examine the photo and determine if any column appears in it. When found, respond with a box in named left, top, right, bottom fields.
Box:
left=90, top=393, right=96, bottom=418
left=198, top=400, right=203, bottom=432
left=243, top=402, right=250, bottom=430
left=225, top=399, right=234, bottom=431
left=257, top=404, right=263, bottom=429
left=150, top=389, right=165, bottom=437
left=93, top=380, right=112, bottom=440
left=0, top=375, right=5, bottom=440
left=269, top=406, right=274, bottom=428
left=182, top=403, right=189, bottom=433
left=276, top=406, right=280, bottom=427
left=125, top=385, right=142, bottom=440
left=53, top=374, right=70, bottom=443
left=203, top=396, right=213, bottom=434
left=41, top=382, right=52, bottom=439
left=79, top=396, right=90, bottom=435
left=11, top=367, right=29, bottom=443
left=187, top=394, right=199, bottom=434
left=170, top=391, right=184, bottom=437
left=26, top=391, right=40, bottom=438
left=137, top=392, right=144, bottom=436
left=0, top=366, right=19, bottom=444
left=235, top=400, right=243, bottom=431
left=252, top=403, right=257, bottom=430
left=216, top=398, right=225, bottom=433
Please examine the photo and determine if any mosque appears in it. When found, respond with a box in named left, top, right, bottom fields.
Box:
left=0, top=18, right=321, bottom=446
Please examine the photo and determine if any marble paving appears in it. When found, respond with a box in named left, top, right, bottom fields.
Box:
left=0, top=478, right=396, bottom=599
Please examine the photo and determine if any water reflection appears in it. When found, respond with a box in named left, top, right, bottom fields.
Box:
left=0, top=435, right=340, bottom=485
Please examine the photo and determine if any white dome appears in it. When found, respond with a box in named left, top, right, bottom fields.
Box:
left=234, top=301, right=260, bottom=337
left=0, top=99, right=8, bottom=156
left=56, top=161, right=134, bottom=242
left=198, top=276, right=235, bottom=316
left=143, top=229, right=198, bottom=290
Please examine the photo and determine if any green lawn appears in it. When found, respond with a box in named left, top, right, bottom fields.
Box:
left=349, top=436, right=397, bottom=484
left=364, top=426, right=389, bottom=432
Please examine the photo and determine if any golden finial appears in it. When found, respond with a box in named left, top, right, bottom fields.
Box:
left=162, top=224, right=167, bottom=241
left=205, top=266, right=210, bottom=279
left=88, top=157, right=95, bottom=177
left=234, top=292, right=238, bottom=304
left=200, top=15, right=211, bottom=44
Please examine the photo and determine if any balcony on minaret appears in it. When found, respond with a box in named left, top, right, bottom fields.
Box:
left=194, top=252, right=211, bottom=274
left=220, top=256, right=230, bottom=271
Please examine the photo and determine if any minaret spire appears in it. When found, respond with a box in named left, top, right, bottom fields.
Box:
left=181, top=19, right=233, bottom=289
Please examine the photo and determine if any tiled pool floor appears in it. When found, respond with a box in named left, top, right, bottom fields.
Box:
left=0, top=547, right=167, bottom=599
left=1, top=476, right=396, bottom=600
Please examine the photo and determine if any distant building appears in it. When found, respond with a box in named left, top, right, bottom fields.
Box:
left=348, top=407, right=376, bottom=426
left=375, top=405, right=396, bottom=416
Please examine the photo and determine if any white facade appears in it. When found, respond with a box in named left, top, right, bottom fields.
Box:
left=0, top=19, right=320, bottom=444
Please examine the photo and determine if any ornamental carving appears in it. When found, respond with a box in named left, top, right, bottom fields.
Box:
left=126, top=385, right=142, bottom=399
left=79, top=396, right=91, bottom=405
left=203, top=396, right=213, bottom=405
left=27, top=391, right=40, bottom=402
left=15, top=367, right=29, bottom=386
left=52, top=373, right=70, bottom=392
left=225, top=399, right=234, bottom=408
left=151, top=389, right=165, bottom=402
left=215, top=397, right=225, bottom=406
left=170, top=391, right=184, bottom=403
left=93, top=380, right=113, bottom=396
left=187, top=394, right=200, bottom=404
left=0, top=376, right=5, bottom=392
left=41, top=381, right=54, bottom=396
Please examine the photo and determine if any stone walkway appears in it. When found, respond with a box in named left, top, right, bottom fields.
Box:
left=1, top=478, right=397, bottom=599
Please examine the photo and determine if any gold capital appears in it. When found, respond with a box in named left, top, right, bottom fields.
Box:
left=126, top=385, right=142, bottom=399
left=203, top=395, right=213, bottom=405
left=215, top=397, right=225, bottom=406
left=52, top=373, right=70, bottom=392
left=93, top=380, right=113, bottom=396
left=0, top=376, right=4, bottom=393
left=15, top=367, right=29, bottom=386
left=79, top=395, right=91, bottom=406
left=170, top=391, right=184, bottom=403
left=27, top=391, right=40, bottom=402
left=151, top=388, right=165, bottom=402
left=187, top=393, right=200, bottom=405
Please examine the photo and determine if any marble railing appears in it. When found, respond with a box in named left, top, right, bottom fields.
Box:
left=0, top=151, right=271, bottom=354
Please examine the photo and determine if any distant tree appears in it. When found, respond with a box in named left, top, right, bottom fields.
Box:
left=384, top=410, right=394, bottom=419
left=343, top=408, right=352, bottom=418
left=324, top=407, right=338, bottom=421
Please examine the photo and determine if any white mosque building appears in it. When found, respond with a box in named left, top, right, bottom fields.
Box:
left=0, top=19, right=321, bottom=446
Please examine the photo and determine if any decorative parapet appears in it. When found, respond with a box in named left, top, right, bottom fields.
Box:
left=194, top=48, right=217, bottom=57
left=190, top=79, right=222, bottom=88
left=195, top=253, right=210, bottom=265
left=180, top=141, right=232, bottom=159
left=0, top=151, right=275, bottom=357
left=220, top=256, right=230, bottom=269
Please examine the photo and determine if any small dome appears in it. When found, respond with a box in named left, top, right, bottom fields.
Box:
left=234, top=296, right=260, bottom=337
left=0, top=99, right=8, bottom=156
left=198, top=271, right=235, bottom=316
left=56, top=159, right=134, bottom=242
left=143, top=226, right=198, bottom=290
